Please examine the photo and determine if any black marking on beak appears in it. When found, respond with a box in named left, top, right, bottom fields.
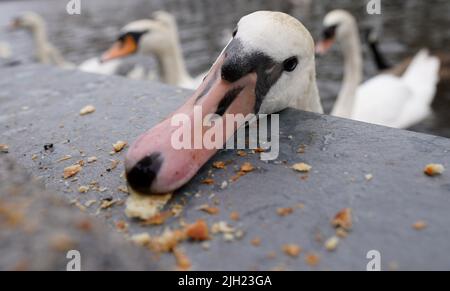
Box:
left=215, top=87, right=244, bottom=116
left=196, top=68, right=220, bottom=103
left=126, top=152, right=163, bottom=195
left=219, top=39, right=286, bottom=114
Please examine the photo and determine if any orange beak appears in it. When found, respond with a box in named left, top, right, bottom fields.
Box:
left=101, top=35, right=137, bottom=62
left=315, top=38, right=335, bottom=55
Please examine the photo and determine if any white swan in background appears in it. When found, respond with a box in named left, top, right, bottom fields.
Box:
left=365, top=26, right=450, bottom=87
left=124, top=11, right=324, bottom=194
left=10, top=11, right=123, bottom=75
left=0, top=42, right=12, bottom=59
left=316, top=10, right=440, bottom=129
left=101, top=11, right=205, bottom=89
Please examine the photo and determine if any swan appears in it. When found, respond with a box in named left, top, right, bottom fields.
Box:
left=365, top=27, right=450, bottom=86
left=10, top=11, right=124, bottom=75
left=101, top=11, right=205, bottom=89
left=123, top=11, right=323, bottom=195
left=0, top=42, right=12, bottom=59
left=316, top=10, right=440, bottom=129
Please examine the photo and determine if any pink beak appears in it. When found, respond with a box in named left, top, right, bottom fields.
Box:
left=125, top=52, right=258, bottom=195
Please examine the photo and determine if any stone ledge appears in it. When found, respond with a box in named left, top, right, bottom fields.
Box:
left=1, top=62, right=450, bottom=270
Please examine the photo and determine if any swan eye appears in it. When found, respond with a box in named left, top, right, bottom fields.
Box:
left=283, top=57, right=298, bottom=72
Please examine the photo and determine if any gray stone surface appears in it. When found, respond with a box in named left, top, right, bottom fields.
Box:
left=1, top=62, right=450, bottom=271
left=0, top=156, right=162, bottom=271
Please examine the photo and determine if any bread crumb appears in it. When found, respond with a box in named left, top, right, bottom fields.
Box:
left=413, top=220, right=427, bottom=231
left=331, top=208, right=352, bottom=231
left=112, top=141, right=127, bottom=153
left=213, top=161, right=226, bottom=169
left=292, top=163, right=312, bottom=173
left=220, top=181, right=228, bottom=189
left=186, top=219, right=210, bottom=241
left=0, top=144, right=9, bottom=153
left=324, top=236, right=340, bottom=252
left=130, top=233, right=152, bottom=247
left=424, top=164, right=445, bottom=176
left=282, top=244, right=302, bottom=257
left=201, top=178, right=215, bottom=185
left=240, top=162, right=255, bottom=173
left=277, top=207, right=294, bottom=217
left=223, top=233, right=235, bottom=242
left=197, top=204, right=220, bottom=215
left=251, top=237, right=261, bottom=247
left=118, top=185, right=129, bottom=194
left=115, top=220, right=129, bottom=232
left=143, top=211, right=172, bottom=226
left=365, top=174, right=374, bottom=181
left=305, top=252, right=320, bottom=267
left=79, top=105, right=96, bottom=116
left=171, top=204, right=184, bottom=217
left=173, top=248, right=191, bottom=271
left=297, top=145, right=306, bottom=154
left=336, top=228, right=348, bottom=238
left=237, top=150, right=247, bottom=157
left=100, top=199, right=116, bottom=210
left=56, top=155, right=72, bottom=163
left=63, top=164, right=82, bottom=179
left=125, top=192, right=172, bottom=220
left=78, top=186, right=89, bottom=193
left=87, top=156, right=98, bottom=163
left=211, top=221, right=234, bottom=234
left=230, top=211, right=240, bottom=221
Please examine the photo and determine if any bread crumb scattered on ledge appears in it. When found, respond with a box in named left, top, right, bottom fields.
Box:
left=112, top=141, right=127, bottom=153
left=0, top=144, right=9, bottom=153
left=324, top=236, right=340, bottom=252
left=240, top=162, right=255, bottom=173
left=125, top=192, right=172, bottom=220
left=197, top=204, right=220, bottom=215
left=292, top=163, right=312, bottom=173
left=424, top=164, right=445, bottom=176
left=213, top=161, right=226, bottom=169
left=277, top=207, right=294, bottom=217
left=63, top=164, right=82, bottom=179
left=305, top=252, right=320, bottom=267
left=282, top=244, right=302, bottom=257
left=79, top=105, right=96, bottom=116
left=186, top=219, right=210, bottom=241
left=331, top=208, right=353, bottom=231
left=413, top=220, right=427, bottom=231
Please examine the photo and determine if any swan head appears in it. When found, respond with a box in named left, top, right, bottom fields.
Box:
left=10, top=11, right=45, bottom=32
left=316, top=9, right=357, bottom=54
left=101, top=11, right=179, bottom=62
left=124, top=11, right=321, bottom=195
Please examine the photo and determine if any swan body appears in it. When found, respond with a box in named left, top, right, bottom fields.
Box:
left=124, top=11, right=323, bottom=194
left=101, top=11, right=206, bottom=89
left=317, top=10, right=440, bottom=129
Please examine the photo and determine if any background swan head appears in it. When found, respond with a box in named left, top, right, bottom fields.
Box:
left=316, top=9, right=358, bottom=54
left=10, top=11, right=45, bottom=32
left=101, top=11, right=179, bottom=62
left=124, top=11, right=323, bottom=195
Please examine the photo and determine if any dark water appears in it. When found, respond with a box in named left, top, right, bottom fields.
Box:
left=1, top=0, right=449, bottom=137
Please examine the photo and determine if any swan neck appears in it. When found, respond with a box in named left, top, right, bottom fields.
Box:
left=290, top=67, right=324, bottom=114
left=332, top=25, right=363, bottom=118
left=155, top=35, right=191, bottom=86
